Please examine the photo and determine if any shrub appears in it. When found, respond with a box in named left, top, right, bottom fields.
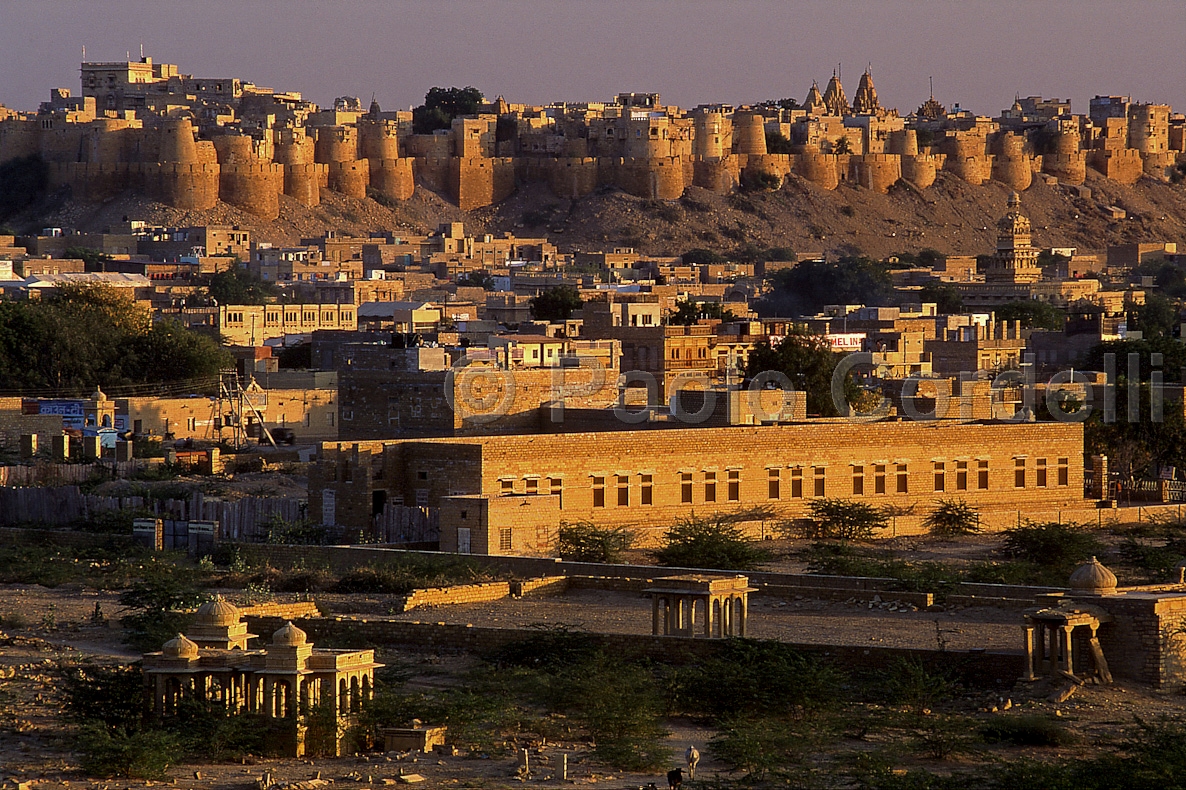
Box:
left=654, top=515, right=772, bottom=570
left=1002, top=522, right=1104, bottom=572
left=710, top=716, right=806, bottom=778
left=981, top=715, right=1076, bottom=747
left=674, top=639, right=843, bottom=719
left=554, top=654, right=670, bottom=771
left=492, top=627, right=601, bottom=672
left=794, top=498, right=888, bottom=540
left=556, top=521, right=635, bottom=563
left=923, top=499, right=981, bottom=537
left=118, top=565, right=205, bottom=651
left=880, top=658, right=957, bottom=716
left=76, top=723, right=179, bottom=779
left=61, top=663, right=145, bottom=730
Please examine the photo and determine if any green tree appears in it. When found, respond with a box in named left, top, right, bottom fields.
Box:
left=681, top=248, right=726, bottom=265
left=412, top=86, right=484, bottom=134
left=919, top=282, right=964, bottom=314
left=457, top=269, right=495, bottom=290
left=529, top=285, right=583, bottom=321
left=65, top=245, right=115, bottom=270
left=124, top=320, right=231, bottom=382
left=745, top=327, right=860, bottom=417
left=923, top=499, right=981, bottom=536
left=765, top=131, right=795, bottom=154
left=994, top=300, right=1064, bottom=331
left=757, top=256, right=894, bottom=318
left=795, top=497, right=888, bottom=540
left=203, top=267, right=276, bottom=306
left=654, top=515, right=771, bottom=570
left=1129, top=293, right=1178, bottom=340
left=557, top=521, right=635, bottom=563
left=669, top=298, right=736, bottom=325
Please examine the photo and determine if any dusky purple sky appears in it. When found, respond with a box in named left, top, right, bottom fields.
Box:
left=2, top=1, right=1182, bottom=117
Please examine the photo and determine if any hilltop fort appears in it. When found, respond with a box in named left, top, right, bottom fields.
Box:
left=0, top=56, right=1183, bottom=221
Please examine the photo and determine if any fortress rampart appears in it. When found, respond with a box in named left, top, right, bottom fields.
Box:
left=2, top=93, right=1183, bottom=214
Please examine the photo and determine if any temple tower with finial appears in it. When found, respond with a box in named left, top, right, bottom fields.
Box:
left=852, top=68, right=880, bottom=115
left=821, top=71, right=849, bottom=116
left=986, top=192, right=1041, bottom=283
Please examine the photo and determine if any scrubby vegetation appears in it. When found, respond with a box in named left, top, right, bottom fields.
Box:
left=653, top=514, right=772, bottom=570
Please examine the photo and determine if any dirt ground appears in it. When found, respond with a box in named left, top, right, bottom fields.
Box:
left=5, top=580, right=1186, bottom=789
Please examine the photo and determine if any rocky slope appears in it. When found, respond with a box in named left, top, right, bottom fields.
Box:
left=14, top=169, right=1186, bottom=261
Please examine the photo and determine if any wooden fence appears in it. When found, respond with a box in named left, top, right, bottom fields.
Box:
left=0, top=484, right=439, bottom=544
left=0, top=485, right=305, bottom=541
left=0, top=461, right=148, bottom=487
left=373, top=503, right=439, bottom=543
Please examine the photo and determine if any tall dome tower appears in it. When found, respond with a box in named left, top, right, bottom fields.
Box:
left=987, top=192, right=1042, bottom=283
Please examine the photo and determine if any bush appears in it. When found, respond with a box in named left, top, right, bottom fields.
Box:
left=654, top=515, right=772, bottom=570
left=1002, top=522, right=1104, bottom=572
left=710, top=716, right=806, bottom=778
left=674, top=639, right=843, bottom=719
left=76, top=723, right=179, bottom=779
left=981, top=715, right=1076, bottom=747
left=880, top=658, right=957, bottom=716
left=492, top=627, right=601, bottom=672
left=923, top=499, right=981, bottom=537
left=556, top=521, right=635, bottom=563
left=795, top=498, right=888, bottom=540
left=118, top=564, right=205, bottom=651
left=61, top=663, right=145, bottom=730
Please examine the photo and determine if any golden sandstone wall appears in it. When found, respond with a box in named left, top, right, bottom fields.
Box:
left=311, top=421, right=1086, bottom=539
left=3, top=107, right=1183, bottom=213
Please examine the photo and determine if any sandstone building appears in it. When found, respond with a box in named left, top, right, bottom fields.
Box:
left=310, top=420, right=1084, bottom=552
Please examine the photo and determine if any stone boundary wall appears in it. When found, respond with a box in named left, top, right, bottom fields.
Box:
left=243, top=614, right=1023, bottom=687
left=238, top=601, right=321, bottom=619
left=400, top=581, right=512, bottom=612
left=0, top=526, right=133, bottom=547
left=235, top=543, right=1067, bottom=609
left=398, top=576, right=570, bottom=612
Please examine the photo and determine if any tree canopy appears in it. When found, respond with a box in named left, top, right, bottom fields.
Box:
left=756, top=256, right=894, bottom=318
left=669, top=299, right=736, bottom=326
left=994, top=300, right=1064, bottom=331
left=193, top=267, right=277, bottom=306
left=918, top=282, right=964, bottom=314
left=412, top=86, right=484, bottom=135
left=529, top=285, right=584, bottom=322
left=0, top=285, right=230, bottom=392
left=745, top=327, right=860, bottom=417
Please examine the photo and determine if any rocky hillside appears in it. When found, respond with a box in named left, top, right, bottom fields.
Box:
left=14, top=170, right=1186, bottom=261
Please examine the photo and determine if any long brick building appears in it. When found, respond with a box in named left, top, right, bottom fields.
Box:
left=310, top=420, right=1086, bottom=555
